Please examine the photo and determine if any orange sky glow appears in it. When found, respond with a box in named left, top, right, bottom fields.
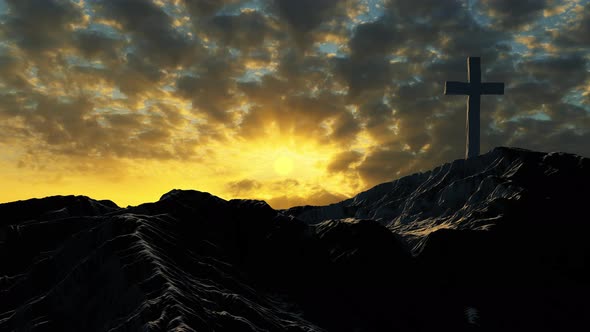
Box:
left=0, top=0, right=588, bottom=208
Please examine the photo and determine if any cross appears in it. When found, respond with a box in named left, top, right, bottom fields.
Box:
left=445, top=57, right=504, bottom=159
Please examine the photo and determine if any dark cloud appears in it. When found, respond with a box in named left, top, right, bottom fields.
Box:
left=284, top=93, right=346, bottom=127
left=104, top=112, right=145, bottom=130
left=274, top=50, right=335, bottom=89
left=385, top=0, right=464, bottom=22
left=330, top=111, right=361, bottom=144
left=508, top=81, right=560, bottom=109
left=175, top=60, right=238, bottom=123
left=2, top=0, right=83, bottom=51
left=547, top=103, right=590, bottom=126
left=115, top=53, right=166, bottom=98
left=349, top=20, right=399, bottom=58
left=476, top=0, right=549, bottom=30
left=355, top=148, right=419, bottom=187
left=327, top=150, right=363, bottom=173
left=73, top=29, right=124, bottom=64
left=554, top=2, right=590, bottom=47
left=499, top=117, right=590, bottom=157
left=0, top=53, right=30, bottom=90
left=382, top=0, right=509, bottom=60
left=271, top=0, right=346, bottom=46
left=96, top=0, right=202, bottom=68
left=439, top=28, right=507, bottom=63
left=182, top=0, right=239, bottom=17
left=356, top=100, right=395, bottom=142
left=382, top=0, right=473, bottom=48
left=226, top=179, right=262, bottom=196
left=518, top=54, right=587, bottom=88
left=172, top=46, right=249, bottom=124
left=0, top=92, right=24, bottom=119
left=427, top=105, right=469, bottom=161
left=336, top=55, right=393, bottom=100
left=237, top=76, right=291, bottom=106
left=26, top=96, right=106, bottom=147
left=209, top=11, right=278, bottom=51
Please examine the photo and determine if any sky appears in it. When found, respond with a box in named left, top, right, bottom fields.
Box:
left=0, top=0, right=589, bottom=208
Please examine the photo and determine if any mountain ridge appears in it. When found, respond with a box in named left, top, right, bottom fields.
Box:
left=1, top=146, right=589, bottom=331
left=285, top=146, right=589, bottom=253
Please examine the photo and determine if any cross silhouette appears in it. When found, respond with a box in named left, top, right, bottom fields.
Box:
left=445, top=57, right=504, bottom=159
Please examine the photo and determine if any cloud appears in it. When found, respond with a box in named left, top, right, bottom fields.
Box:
left=2, top=91, right=198, bottom=162
left=327, top=150, right=363, bottom=173
left=0, top=52, right=31, bottom=91
left=226, top=178, right=262, bottom=196
left=499, top=114, right=590, bottom=157
left=2, top=0, right=83, bottom=52
left=236, top=73, right=359, bottom=144
left=476, top=0, right=550, bottom=30
left=270, top=178, right=300, bottom=189
left=116, top=53, right=167, bottom=97
left=181, top=0, right=239, bottom=17
left=336, top=55, right=393, bottom=100
left=176, top=71, right=236, bottom=123
left=72, top=29, right=125, bottom=63
left=384, top=0, right=464, bottom=20
left=348, top=20, right=399, bottom=59
left=554, top=2, right=590, bottom=47
left=355, top=148, right=419, bottom=186
left=518, top=54, right=588, bottom=88
left=330, top=111, right=361, bottom=144
left=270, top=0, right=348, bottom=47
left=96, top=0, right=203, bottom=68
left=208, top=11, right=278, bottom=51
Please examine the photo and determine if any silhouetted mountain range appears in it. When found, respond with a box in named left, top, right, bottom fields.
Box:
left=1, top=147, right=589, bottom=331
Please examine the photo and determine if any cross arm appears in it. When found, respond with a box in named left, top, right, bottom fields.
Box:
left=481, top=82, right=504, bottom=95
left=444, top=81, right=471, bottom=95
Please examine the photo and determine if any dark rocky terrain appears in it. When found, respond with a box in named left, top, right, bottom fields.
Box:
left=1, top=147, right=589, bottom=331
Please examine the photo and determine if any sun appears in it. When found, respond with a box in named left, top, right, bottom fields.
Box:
left=273, top=155, right=294, bottom=176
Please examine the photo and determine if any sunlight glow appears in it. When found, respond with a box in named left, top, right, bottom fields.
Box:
left=273, top=155, right=294, bottom=176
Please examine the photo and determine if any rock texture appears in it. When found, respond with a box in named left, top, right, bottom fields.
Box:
left=287, top=147, right=590, bottom=254
left=1, top=147, right=589, bottom=331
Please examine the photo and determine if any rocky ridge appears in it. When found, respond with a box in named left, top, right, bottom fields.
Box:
left=286, top=147, right=590, bottom=253
left=0, top=147, right=589, bottom=331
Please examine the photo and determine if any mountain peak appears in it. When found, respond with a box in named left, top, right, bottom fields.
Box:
left=0, top=194, right=119, bottom=225
left=158, top=188, right=217, bottom=202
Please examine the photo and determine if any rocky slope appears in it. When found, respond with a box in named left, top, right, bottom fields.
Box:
left=1, top=147, right=589, bottom=331
left=286, top=147, right=590, bottom=253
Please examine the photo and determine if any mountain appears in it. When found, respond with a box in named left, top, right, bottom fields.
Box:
left=286, top=147, right=590, bottom=254
left=1, top=147, right=589, bottom=331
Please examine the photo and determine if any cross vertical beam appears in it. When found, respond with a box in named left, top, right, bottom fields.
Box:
left=444, top=57, right=504, bottom=159
left=467, top=57, right=481, bottom=158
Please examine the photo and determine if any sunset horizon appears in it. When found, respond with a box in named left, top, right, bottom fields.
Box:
left=1, top=0, right=588, bottom=208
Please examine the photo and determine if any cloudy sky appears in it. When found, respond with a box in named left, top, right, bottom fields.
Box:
left=0, top=0, right=588, bottom=208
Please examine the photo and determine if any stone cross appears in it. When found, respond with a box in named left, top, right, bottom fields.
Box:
left=445, top=57, right=504, bottom=159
